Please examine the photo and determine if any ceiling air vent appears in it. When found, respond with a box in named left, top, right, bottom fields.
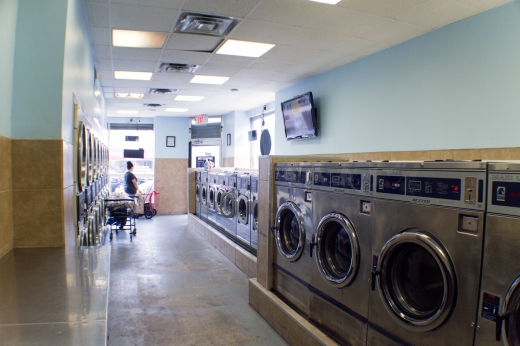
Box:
left=148, top=88, right=179, bottom=95
left=157, top=63, right=200, bottom=74
left=143, top=103, right=164, bottom=111
left=174, top=12, right=240, bottom=37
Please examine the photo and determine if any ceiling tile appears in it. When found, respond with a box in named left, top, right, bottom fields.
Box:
left=161, top=50, right=212, bottom=65
left=230, top=19, right=300, bottom=44
left=85, top=2, right=109, bottom=27
left=338, top=0, right=430, bottom=18
left=110, top=4, right=178, bottom=31
left=93, top=45, right=111, bottom=60
left=218, top=77, right=268, bottom=88
left=96, top=59, right=113, bottom=70
left=113, top=87, right=148, bottom=93
left=89, top=27, right=111, bottom=46
left=282, top=28, right=352, bottom=50
left=166, top=33, right=223, bottom=51
left=327, top=37, right=380, bottom=55
left=235, top=69, right=300, bottom=83
left=452, top=0, right=511, bottom=10
left=151, top=73, right=193, bottom=83
left=112, top=60, right=158, bottom=71
left=112, top=79, right=151, bottom=88
left=98, top=71, right=113, bottom=79
left=359, top=19, right=431, bottom=45
left=111, top=0, right=183, bottom=9
left=181, top=83, right=223, bottom=91
left=149, top=80, right=188, bottom=89
left=103, top=87, right=114, bottom=93
left=246, top=58, right=299, bottom=73
left=262, top=45, right=342, bottom=65
left=204, top=54, right=257, bottom=68
left=247, top=0, right=331, bottom=27
left=305, top=7, right=388, bottom=37
left=396, top=0, right=480, bottom=30
left=100, top=78, right=113, bottom=87
left=112, top=47, right=163, bottom=61
left=181, top=0, right=262, bottom=18
left=285, top=63, right=326, bottom=75
left=196, top=65, right=244, bottom=77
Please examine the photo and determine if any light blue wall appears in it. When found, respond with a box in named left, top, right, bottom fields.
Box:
left=11, top=0, right=68, bottom=139
left=62, top=0, right=106, bottom=143
left=154, top=117, right=190, bottom=159
left=0, top=0, right=18, bottom=138
left=233, top=111, right=250, bottom=159
left=222, top=111, right=235, bottom=158
left=275, top=2, right=520, bottom=155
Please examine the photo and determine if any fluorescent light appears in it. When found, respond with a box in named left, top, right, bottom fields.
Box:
left=216, top=39, right=275, bottom=57
left=165, top=108, right=189, bottom=113
left=112, top=29, right=168, bottom=48
left=174, top=95, right=205, bottom=102
left=115, top=93, right=145, bottom=99
left=116, top=110, right=139, bottom=114
left=309, top=0, right=341, bottom=4
left=190, top=75, right=230, bottom=85
left=114, top=71, right=153, bottom=80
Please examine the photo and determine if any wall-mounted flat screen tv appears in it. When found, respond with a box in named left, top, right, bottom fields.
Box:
left=281, top=92, right=317, bottom=141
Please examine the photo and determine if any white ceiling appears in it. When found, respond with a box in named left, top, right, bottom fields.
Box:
left=83, top=0, right=511, bottom=118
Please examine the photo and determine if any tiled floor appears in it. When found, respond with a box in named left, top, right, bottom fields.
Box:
left=107, top=215, right=287, bottom=346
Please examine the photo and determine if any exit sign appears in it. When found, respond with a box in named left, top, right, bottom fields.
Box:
left=195, top=115, right=207, bottom=124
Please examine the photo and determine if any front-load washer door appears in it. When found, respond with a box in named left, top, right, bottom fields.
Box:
left=220, top=192, right=235, bottom=218
left=315, top=213, right=360, bottom=288
left=274, top=201, right=306, bottom=263
left=498, top=276, right=520, bottom=345
left=238, top=195, right=249, bottom=224
left=215, top=189, right=223, bottom=214
left=195, top=184, right=200, bottom=203
left=252, top=199, right=258, bottom=231
left=209, top=187, right=216, bottom=210
left=201, top=186, right=207, bottom=206
left=376, top=230, right=456, bottom=331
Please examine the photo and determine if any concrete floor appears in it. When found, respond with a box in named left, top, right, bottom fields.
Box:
left=107, top=215, right=287, bottom=346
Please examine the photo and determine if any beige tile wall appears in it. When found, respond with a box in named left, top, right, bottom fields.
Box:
left=222, top=157, right=234, bottom=167
left=0, top=135, right=13, bottom=258
left=155, top=158, right=189, bottom=215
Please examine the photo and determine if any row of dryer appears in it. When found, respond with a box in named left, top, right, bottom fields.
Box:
left=195, top=170, right=259, bottom=255
left=272, top=160, right=520, bottom=346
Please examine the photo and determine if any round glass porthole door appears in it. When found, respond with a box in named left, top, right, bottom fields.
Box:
left=377, top=230, right=456, bottom=331
left=502, top=276, right=520, bottom=345
left=201, top=186, right=207, bottom=206
left=215, top=190, right=223, bottom=214
left=209, top=187, right=216, bottom=210
left=195, top=184, right=200, bottom=203
left=238, top=195, right=249, bottom=224
left=220, top=192, right=235, bottom=218
left=274, top=201, right=306, bottom=262
left=252, top=201, right=258, bottom=231
left=315, top=213, right=359, bottom=288
left=77, top=122, right=88, bottom=192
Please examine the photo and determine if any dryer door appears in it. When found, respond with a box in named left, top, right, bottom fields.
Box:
left=237, top=194, right=249, bottom=224
left=252, top=199, right=258, bottom=231
left=499, top=276, right=520, bottom=345
left=209, top=187, right=216, bottom=210
left=315, top=213, right=360, bottom=288
left=215, top=189, right=223, bottom=214
left=195, top=184, right=200, bottom=203
left=274, top=201, right=306, bottom=263
left=201, top=186, right=207, bottom=206
left=376, top=230, right=456, bottom=331
left=220, top=192, right=235, bottom=218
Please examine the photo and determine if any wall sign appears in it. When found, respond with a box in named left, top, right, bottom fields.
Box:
left=166, top=136, right=175, bottom=147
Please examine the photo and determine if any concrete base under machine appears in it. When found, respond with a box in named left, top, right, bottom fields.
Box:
left=188, top=213, right=257, bottom=278
left=249, top=278, right=337, bottom=346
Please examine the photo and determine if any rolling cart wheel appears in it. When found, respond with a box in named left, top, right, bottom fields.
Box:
left=145, top=211, right=153, bottom=219
left=152, top=209, right=157, bottom=216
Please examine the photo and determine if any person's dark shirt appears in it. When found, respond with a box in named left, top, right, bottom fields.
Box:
left=124, top=171, right=137, bottom=194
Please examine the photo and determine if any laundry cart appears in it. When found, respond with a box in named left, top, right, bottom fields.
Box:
left=105, top=197, right=137, bottom=240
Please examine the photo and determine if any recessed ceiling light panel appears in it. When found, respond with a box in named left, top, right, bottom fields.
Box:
left=190, top=75, right=230, bottom=85
left=115, top=93, right=145, bottom=99
left=114, top=71, right=153, bottom=80
left=112, top=29, right=168, bottom=48
left=216, top=39, right=275, bottom=57
left=175, top=95, right=205, bottom=101
left=116, top=110, right=139, bottom=114
left=166, top=108, right=189, bottom=112
left=174, top=12, right=240, bottom=37
left=309, top=0, right=341, bottom=4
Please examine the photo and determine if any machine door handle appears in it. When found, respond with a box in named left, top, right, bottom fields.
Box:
left=496, top=312, right=509, bottom=341
left=309, top=234, right=317, bottom=258
left=371, top=270, right=381, bottom=291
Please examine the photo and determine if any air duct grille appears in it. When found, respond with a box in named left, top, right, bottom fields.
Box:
left=110, top=123, right=154, bottom=131
left=157, top=63, right=200, bottom=74
left=149, top=88, right=179, bottom=95
left=174, top=12, right=240, bottom=37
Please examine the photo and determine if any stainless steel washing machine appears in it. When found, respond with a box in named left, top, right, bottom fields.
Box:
left=195, top=171, right=201, bottom=218
left=475, top=162, right=520, bottom=346
left=250, top=173, right=259, bottom=254
left=200, top=171, right=209, bottom=222
left=218, top=172, right=237, bottom=239
left=236, top=173, right=252, bottom=248
left=272, top=162, right=313, bottom=317
left=368, top=161, right=487, bottom=346
left=207, top=171, right=219, bottom=227
left=309, top=162, right=374, bottom=346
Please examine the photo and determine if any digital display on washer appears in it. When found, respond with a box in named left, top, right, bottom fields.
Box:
left=314, top=172, right=331, bottom=186
left=275, top=170, right=305, bottom=184
left=376, top=175, right=405, bottom=195
left=492, top=181, right=520, bottom=208
left=406, top=177, right=461, bottom=200
left=330, top=173, right=362, bottom=190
